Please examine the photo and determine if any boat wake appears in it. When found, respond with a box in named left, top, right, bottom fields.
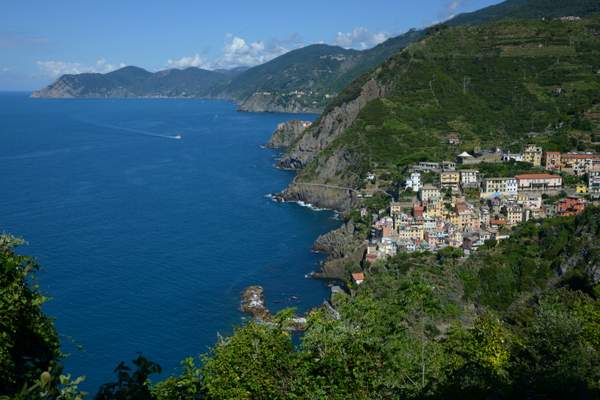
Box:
left=76, top=118, right=182, bottom=140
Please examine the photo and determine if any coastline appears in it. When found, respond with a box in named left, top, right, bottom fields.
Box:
left=263, top=121, right=363, bottom=286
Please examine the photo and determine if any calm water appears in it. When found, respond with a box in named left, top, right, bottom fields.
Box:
left=0, top=93, right=339, bottom=391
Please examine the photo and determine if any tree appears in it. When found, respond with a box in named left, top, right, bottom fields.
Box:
left=200, top=314, right=298, bottom=400
left=95, top=355, right=161, bottom=400
left=0, top=235, right=61, bottom=395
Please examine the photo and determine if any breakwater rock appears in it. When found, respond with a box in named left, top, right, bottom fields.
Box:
left=241, top=286, right=271, bottom=321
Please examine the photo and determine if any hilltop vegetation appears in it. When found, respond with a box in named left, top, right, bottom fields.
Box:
left=285, top=18, right=600, bottom=193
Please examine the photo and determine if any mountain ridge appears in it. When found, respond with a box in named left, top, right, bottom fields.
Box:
left=33, top=0, right=600, bottom=112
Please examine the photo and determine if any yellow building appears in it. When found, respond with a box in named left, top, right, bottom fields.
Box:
left=576, top=184, right=589, bottom=194
left=523, top=145, right=543, bottom=167
left=440, top=171, right=460, bottom=189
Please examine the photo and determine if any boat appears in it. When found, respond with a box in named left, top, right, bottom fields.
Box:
left=173, top=133, right=183, bottom=140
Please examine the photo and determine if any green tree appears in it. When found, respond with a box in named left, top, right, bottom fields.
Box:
left=200, top=315, right=298, bottom=400
left=0, top=235, right=61, bottom=395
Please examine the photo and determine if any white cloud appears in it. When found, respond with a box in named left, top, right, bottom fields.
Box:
left=334, top=27, right=389, bottom=50
left=167, top=53, right=209, bottom=69
left=167, top=34, right=303, bottom=71
left=36, top=58, right=125, bottom=78
left=216, top=36, right=274, bottom=68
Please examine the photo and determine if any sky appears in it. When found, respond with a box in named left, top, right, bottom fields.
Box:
left=0, top=0, right=502, bottom=90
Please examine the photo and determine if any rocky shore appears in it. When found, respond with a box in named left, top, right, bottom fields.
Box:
left=312, top=221, right=366, bottom=280
left=265, top=122, right=366, bottom=281
left=240, top=286, right=307, bottom=331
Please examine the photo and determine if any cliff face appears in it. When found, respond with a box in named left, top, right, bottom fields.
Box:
left=277, top=79, right=387, bottom=170
left=275, top=78, right=388, bottom=211
left=266, top=120, right=313, bottom=149
left=239, top=93, right=323, bottom=114
left=312, top=220, right=366, bottom=279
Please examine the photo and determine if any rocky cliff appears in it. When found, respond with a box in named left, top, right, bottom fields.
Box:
left=277, top=78, right=387, bottom=170
left=312, top=221, right=366, bottom=279
left=238, top=92, right=323, bottom=114
left=266, top=120, right=312, bottom=149
left=275, top=78, right=388, bottom=211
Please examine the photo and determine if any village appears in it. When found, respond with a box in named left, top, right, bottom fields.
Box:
left=360, top=144, right=600, bottom=272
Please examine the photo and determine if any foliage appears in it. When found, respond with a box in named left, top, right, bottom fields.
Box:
left=200, top=314, right=298, bottom=400
left=95, top=356, right=161, bottom=400
left=151, top=358, right=203, bottom=400
left=0, top=235, right=61, bottom=395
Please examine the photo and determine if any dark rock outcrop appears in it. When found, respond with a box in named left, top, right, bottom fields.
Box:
left=312, top=221, right=366, bottom=280
left=266, top=120, right=312, bottom=149
left=241, top=286, right=270, bottom=321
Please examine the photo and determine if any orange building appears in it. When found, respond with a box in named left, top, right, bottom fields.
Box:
left=556, top=197, right=586, bottom=217
left=543, top=152, right=561, bottom=171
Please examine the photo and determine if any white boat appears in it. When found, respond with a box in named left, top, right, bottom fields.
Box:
left=173, top=134, right=183, bottom=140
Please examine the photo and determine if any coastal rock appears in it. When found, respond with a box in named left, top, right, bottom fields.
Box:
left=240, top=286, right=309, bottom=331
left=313, top=220, right=358, bottom=257
left=283, top=180, right=360, bottom=212
left=241, top=286, right=271, bottom=321
left=313, top=221, right=366, bottom=280
left=282, top=147, right=362, bottom=211
left=266, top=120, right=312, bottom=149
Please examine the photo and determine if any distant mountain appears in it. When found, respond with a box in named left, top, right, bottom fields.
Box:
left=31, top=66, right=234, bottom=99
left=33, top=0, right=600, bottom=111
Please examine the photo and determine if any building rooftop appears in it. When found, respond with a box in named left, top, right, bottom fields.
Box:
left=515, top=173, right=561, bottom=180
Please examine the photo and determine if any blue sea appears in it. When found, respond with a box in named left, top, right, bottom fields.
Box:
left=0, top=93, right=339, bottom=391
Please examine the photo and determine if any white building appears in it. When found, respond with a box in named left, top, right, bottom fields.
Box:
left=405, top=172, right=422, bottom=192
left=420, top=185, right=442, bottom=203
left=589, top=171, right=600, bottom=197
left=460, top=170, right=480, bottom=187
left=481, top=177, right=518, bottom=197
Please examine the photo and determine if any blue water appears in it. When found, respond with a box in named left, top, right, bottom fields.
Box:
left=0, top=93, right=339, bottom=391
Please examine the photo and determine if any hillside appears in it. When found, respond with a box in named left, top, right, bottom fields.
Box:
left=33, top=0, right=600, bottom=111
left=31, top=66, right=234, bottom=99
left=279, top=17, right=600, bottom=210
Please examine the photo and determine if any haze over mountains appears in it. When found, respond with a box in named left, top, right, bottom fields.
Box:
left=33, top=0, right=600, bottom=113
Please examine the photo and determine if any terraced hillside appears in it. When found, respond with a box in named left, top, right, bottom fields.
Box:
left=280, top=18, right=600, bottom=209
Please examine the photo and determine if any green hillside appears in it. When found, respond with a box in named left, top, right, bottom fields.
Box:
left=449, top=0, right=600, bottom=26
left=298, top=18, right=600, bottom=186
